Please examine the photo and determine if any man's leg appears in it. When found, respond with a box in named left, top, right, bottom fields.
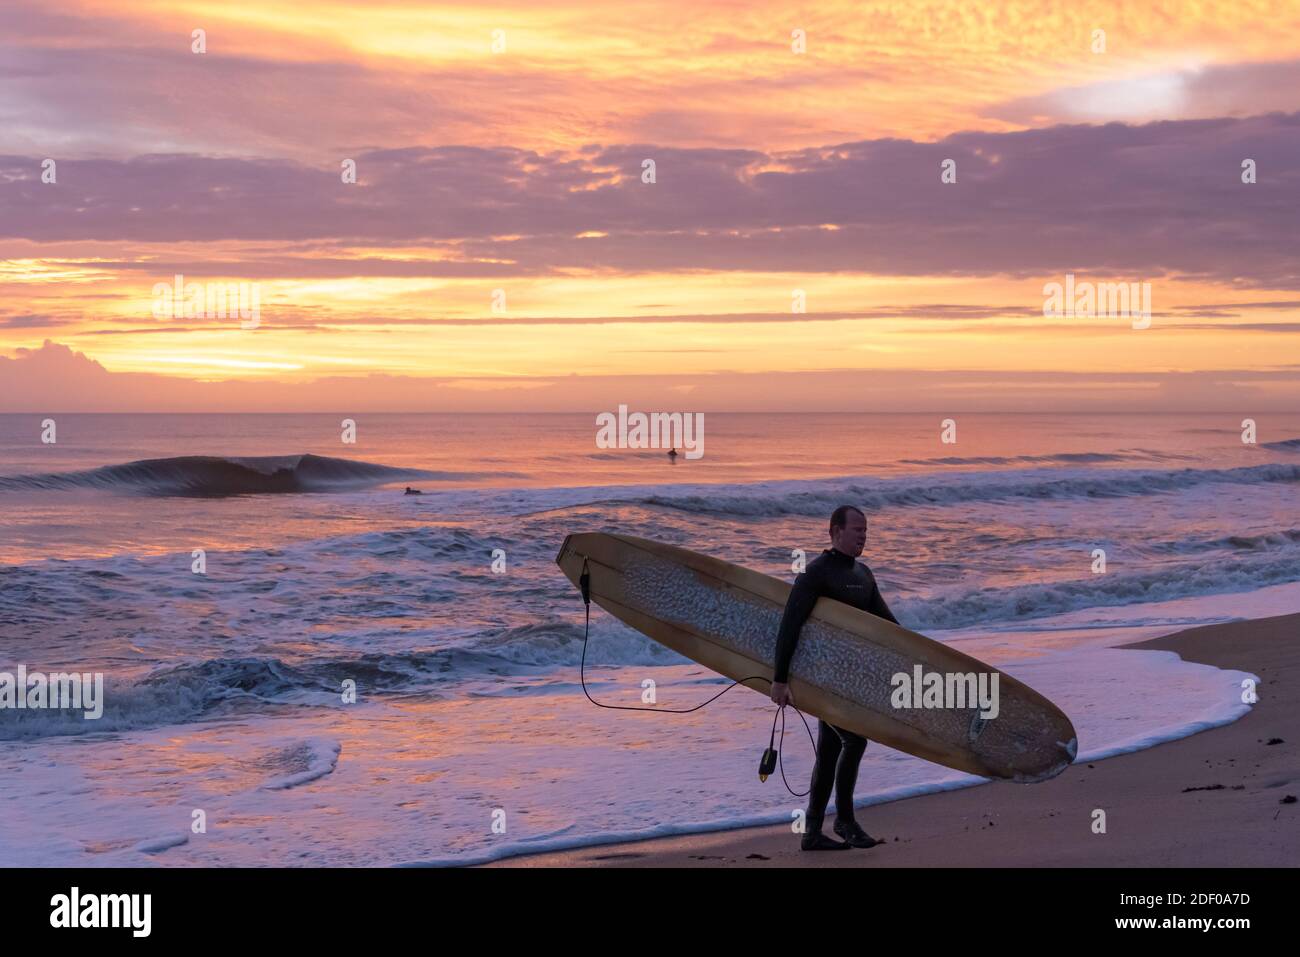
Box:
left=833, top=728, right=867, bottom=824
left=806, top=718, right=842, bottom=823
left=801, top=719, right=851, bottom=850
left=830, top=728, right=882, bottom=847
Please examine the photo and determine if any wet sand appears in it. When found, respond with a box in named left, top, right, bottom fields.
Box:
left=485, top=612, right=1299, bottom=867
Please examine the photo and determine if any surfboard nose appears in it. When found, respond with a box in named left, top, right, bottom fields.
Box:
left=555, top=534, right=573, bottom=567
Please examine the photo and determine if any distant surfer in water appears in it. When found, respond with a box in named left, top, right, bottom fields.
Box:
left=771, top=504, right=898, bottom=851
left=404, top=487, right=422, bottom=495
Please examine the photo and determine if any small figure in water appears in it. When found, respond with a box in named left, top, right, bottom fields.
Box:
left=404, top=487, right=423, bottom=495
left=667, top=448, right=678, bottom=462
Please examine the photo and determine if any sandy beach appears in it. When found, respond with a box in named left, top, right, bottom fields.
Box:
left=486, top=612, right=1298, bottom=867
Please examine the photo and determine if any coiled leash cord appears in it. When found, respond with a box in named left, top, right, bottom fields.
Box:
left=578, top=560, right=818, bottom=797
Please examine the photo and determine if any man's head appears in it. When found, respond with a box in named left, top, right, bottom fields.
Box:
left=829, top=505, right=867, bottom=556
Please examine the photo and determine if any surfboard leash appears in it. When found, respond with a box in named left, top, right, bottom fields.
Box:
left=578, top=559, right=817, bottom=797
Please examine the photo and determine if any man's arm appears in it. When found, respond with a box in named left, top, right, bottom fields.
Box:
left=866, top=577, right=900, bottom=626
left=773, top=569, right=821, bottom=684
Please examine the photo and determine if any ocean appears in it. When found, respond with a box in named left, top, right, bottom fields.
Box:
left=0, top=412, right=1295, bottom=865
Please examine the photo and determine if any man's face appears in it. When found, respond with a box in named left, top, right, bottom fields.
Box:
left=832, top=510, right=867, bottom=556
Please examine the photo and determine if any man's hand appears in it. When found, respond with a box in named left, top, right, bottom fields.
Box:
left=770, top=681, right=793, bottom=707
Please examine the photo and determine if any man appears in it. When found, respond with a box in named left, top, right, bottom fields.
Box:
left=771, top=505, right=898, bottom=851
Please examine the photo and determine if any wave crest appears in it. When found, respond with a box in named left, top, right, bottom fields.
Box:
left=0, top=453, right=432, bottom=496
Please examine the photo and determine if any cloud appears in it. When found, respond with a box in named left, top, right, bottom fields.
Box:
left=987, top=59, right=1300, bottom=127
left=4, top=111, right=1299, bottom=286
left=0, top=313, right=74, bottom=328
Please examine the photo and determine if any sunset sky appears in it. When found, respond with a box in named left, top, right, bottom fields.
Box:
left=2, top=0, right=1298, bottom=411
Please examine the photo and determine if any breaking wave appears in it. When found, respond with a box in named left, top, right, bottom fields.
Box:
left=0, top=453, right=435, bottom=497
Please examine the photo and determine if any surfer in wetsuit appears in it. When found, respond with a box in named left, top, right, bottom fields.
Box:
left=771, top=504, right=897, bottom=851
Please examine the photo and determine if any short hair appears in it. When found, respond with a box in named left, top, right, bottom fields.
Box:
left=829, top=505, right=865, bottom=537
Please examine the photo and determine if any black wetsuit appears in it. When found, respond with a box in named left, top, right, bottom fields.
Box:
left=774, top=547, right=899, bottom=826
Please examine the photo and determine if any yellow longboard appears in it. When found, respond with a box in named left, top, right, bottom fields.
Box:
left=557, top=532, right=1077, bottom=782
